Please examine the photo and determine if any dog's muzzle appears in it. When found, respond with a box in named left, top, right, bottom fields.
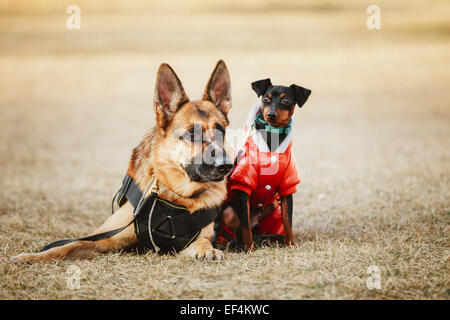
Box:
left=183, top=155, right=234, bottom=182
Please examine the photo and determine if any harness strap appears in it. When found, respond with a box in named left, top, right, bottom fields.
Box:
left=40, top=174, right=217, bottom=253
left=40, top=174, right=154, bottom=252
left=40, top=218, right=136, bottom=252
left=116, top=173, right=144, bottom=209
left=150, top=198, right=218, bottom=236
left=146, top=196, right=160, bottom=252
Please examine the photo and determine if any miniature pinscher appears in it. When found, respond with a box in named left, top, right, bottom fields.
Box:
left=218, top=78, right=311, bottom=251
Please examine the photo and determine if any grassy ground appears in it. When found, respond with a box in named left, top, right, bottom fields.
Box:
left=0, top=0, right=449, bottom=299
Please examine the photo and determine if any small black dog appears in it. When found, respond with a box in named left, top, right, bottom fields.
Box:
left=218, top=78, right=311, bottom=251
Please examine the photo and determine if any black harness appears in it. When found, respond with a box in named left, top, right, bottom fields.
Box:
left=41, top=174, right=219, bottom=253
left=116, top=174, right=219, bottom=253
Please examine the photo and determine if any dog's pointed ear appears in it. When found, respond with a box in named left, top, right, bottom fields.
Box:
left=290, top=84, right=311, bottom=108
left=251, top=78, right=272, bottom=97
left=203, top=60, right=232, bottom=116
left=154, top=63, right=189, bottom=131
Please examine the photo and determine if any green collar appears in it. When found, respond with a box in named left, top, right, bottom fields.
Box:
left=254, top=112, right=291, bottom=134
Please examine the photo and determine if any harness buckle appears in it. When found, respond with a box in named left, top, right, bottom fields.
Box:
left=149, top=177, right=159, bottom=195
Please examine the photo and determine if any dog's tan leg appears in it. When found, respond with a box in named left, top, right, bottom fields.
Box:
left=222, top=205, right=240, bottom=231
left=10, top=202, right=139, bottom=264
left=240, top=197, right=255, bottom=252
left=248, top=199, right=279, bottom=229
left=223, top=199, right=254, bottom=251
left=280, top=196, right=295, bottom=246
left=180, top=221, right=223, bottom=261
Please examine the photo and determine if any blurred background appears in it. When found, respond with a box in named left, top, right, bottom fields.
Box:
left=1, top=0, right=448, bottom=190
left=0, top=0, right=449, bottom=299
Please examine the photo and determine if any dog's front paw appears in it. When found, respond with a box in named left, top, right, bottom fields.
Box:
left=285, top=240, right=296, bottom=247
left=284, top=235, right=296, bottom=247
left=244, top=242, right=256, bottom=252
left=195, top=247, right=224, bottom=261
left=180, top=239, right=224, bottom=261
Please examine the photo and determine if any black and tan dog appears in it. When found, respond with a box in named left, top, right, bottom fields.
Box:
left=218, top=78, right=311, bottom=251
left=10, top=60, right=234, bottom=264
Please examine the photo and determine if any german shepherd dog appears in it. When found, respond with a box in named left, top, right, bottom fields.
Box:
left=10, top=60, right=233, bottom=264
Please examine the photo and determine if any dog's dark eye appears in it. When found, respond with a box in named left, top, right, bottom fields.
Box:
left=282, top=98, right=292, bottom=105
left=215, top=124, right=225, bottom=136
left=263, top=97, right=271, bottom=103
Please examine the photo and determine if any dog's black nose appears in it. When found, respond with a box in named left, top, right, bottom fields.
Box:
left=267, top=111, right=277, bottom=120
left=216, top=163, right=233, bottom=175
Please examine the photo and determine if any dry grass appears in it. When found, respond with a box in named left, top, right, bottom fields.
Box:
left=0, top=0, right=449, bottom=299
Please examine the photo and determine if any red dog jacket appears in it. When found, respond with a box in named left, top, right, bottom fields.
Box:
left=225, top=102, right=300, bottom=235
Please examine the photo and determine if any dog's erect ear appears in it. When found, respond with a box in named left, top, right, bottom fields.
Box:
left=154, top=63, right=189, bottom=131
left=290, top=84, right=311, bottom=108
left=251, top=78, right=272, bottom=97
left=203, top=60, right=232, bottom=116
